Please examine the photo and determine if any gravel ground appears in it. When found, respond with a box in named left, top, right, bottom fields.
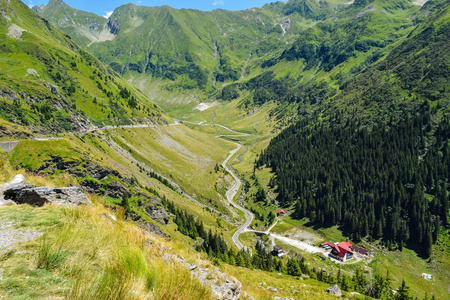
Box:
left=0, top=218, right=44, bottom=255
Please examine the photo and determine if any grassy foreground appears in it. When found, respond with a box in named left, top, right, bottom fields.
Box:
left=0, top=202, right=213, bottom=300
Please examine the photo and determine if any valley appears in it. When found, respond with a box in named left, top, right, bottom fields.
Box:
left=0, top=0, right=449, bottom=299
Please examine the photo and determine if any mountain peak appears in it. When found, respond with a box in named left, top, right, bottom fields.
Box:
left=47, top=0, right=68, bottom=8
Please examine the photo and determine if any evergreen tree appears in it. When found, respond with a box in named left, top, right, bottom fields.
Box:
left=395, top=280, right=413, bottom=300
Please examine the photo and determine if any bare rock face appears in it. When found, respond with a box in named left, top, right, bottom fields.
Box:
left=3, top=174, right=26, bottom=189
left=144, top=205, right=170, bottom=225
left=4, top=186, right=91, bottom=206
left=164, top=254, right=246, bottom=300
left=326, top=285, right=342, bottom=296
left=141, top=222, right=171, bottom=238
left=3, top=174, right=91, bottom=206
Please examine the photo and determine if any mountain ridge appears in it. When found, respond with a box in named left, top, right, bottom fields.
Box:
left=34, top=0, right=435, bottom=116
left=0, top=0, right=166, bottom=136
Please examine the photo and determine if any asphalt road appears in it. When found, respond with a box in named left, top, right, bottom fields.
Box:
left=30, top=120, right=255, bottom=250
left=222, top=142, right=254, bottom=250
left=182, top=120, right=253, bottom=250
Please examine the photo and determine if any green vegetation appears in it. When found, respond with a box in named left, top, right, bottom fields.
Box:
left=258, top=108, right=449, bottom=257
left=0, top=0, right=163, bottom=135
left=166, top=197, right=429, bottom=300
left=0, top=204, right=213, bottom=300
left=0, top=0, right=449, bottom=299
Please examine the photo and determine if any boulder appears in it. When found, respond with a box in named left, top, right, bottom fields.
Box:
left=4, top=185, right=91, bottom=206
left=326, top=285, right=342, bottom=297
left=144, top=205, right=170, bottom=225
left=141, top=222, right=171, bottom=238
left=3, top=174, right=26, bottom=189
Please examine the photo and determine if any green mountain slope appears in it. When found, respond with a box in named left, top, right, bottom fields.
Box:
left=0, top=0, right=164, bottom=136
left=258, top=0, right=449, bottom=268
left=35, top=0, right=443, bottom=118
left=32, top=0, right=111, bottom=48
left=35, top=0, right=352, bottom=108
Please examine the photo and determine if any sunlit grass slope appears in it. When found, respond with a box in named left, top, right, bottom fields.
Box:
left=0, top=0, right=164, bottom=134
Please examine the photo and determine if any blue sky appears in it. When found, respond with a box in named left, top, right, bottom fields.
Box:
left=27, top=0, right=276, bottom=18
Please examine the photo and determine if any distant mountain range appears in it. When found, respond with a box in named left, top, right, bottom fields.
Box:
left=32, top=0, right=449, bottom=123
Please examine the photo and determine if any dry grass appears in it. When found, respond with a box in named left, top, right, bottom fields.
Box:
left=0, top=201, right=213, bottom=300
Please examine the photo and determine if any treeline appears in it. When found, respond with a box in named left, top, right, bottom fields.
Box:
left=221, top=71, right=333, bottom=109
left=147, top=171, right=176, bottom=191
left=258, top=107, right=449, bottom=257
left=161, top=197, right=284, bottom=269
left=162, top=198, right=426, bottom=299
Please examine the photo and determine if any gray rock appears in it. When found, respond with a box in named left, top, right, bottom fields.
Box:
left=3, top=174, right=26, bottom=189
left=0, top=218, right=44, bottom=255
left=163, top=254, right=245, bottom=300
left=326, top=285, right=342, bottom=297
left=141, top=222, right=171, bottom=238
left=0, top=141, right=20, bottom=153
left=267, top=286, right=278, bottom=292
left=273, top=297, right=293, bottom=300
left=4, top=186, right=91, bottom=206
left=144, top=205, right=170, bottom=225
left=26, top=69, right=39, bottom=77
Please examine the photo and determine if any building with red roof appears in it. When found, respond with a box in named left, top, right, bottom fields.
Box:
left=320, top=241, right=336, bottom=249
left=277, top=209, right=286, bottom=217
left=330, top=242, right=353, bottom=261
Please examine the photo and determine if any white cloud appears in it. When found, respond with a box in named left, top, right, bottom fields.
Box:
left=103, top=11, right=113, bottom=19
left=213, top=1, right=224, bottom=6
left=28, top=0, right=34, bottom=8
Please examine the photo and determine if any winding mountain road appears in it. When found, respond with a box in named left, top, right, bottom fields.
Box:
left=181, top=120, right=253, bottom=250
left=34, top=119, right=255, bottom=250
left=80, top=121, right=353, bottom=257
left=221, top=142, right=254, bottom=250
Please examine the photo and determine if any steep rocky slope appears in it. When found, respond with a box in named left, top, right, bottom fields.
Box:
left=0, top=0, right=165, bottom=136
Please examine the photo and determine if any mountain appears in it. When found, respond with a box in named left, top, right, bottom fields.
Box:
left=33, top=0, right=439, bottom=115
left=1, top=0, right=449, bottom=299
left=258, top=0, right=449, bottom=259
left=0, top=0, right=164, bottom=136
left=34, top=0, right=352, bottom=107
left=32, top=0, right=111, bottom=48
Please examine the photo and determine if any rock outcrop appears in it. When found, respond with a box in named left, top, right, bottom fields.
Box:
left=141, top=222, right=171, bottom=238
left=144, top=205, right=170, bottom=225
left=2, top=174, right=91, bottom=206
left=164, top=254, right=246, bottom=300
left=36, top=156, right=134, bottom=199
left=326, top=285, right=342, bottom=296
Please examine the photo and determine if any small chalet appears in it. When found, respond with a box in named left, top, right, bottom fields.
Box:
left=277, top=209, right=286, bottom=217
left=330, top=242, right=353, bottom=262
left=273, top=245, right=285, bottom=256
left=320, top=241, right=335, bottom=250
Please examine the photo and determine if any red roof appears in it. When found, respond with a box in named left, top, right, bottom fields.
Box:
left=334, top=242, right=353, bottom=257
left=338, top=242, right=352, bottom=251
left=321, top=241, right=336, bottom=248
left=278, top=209, right=286, bottom=213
